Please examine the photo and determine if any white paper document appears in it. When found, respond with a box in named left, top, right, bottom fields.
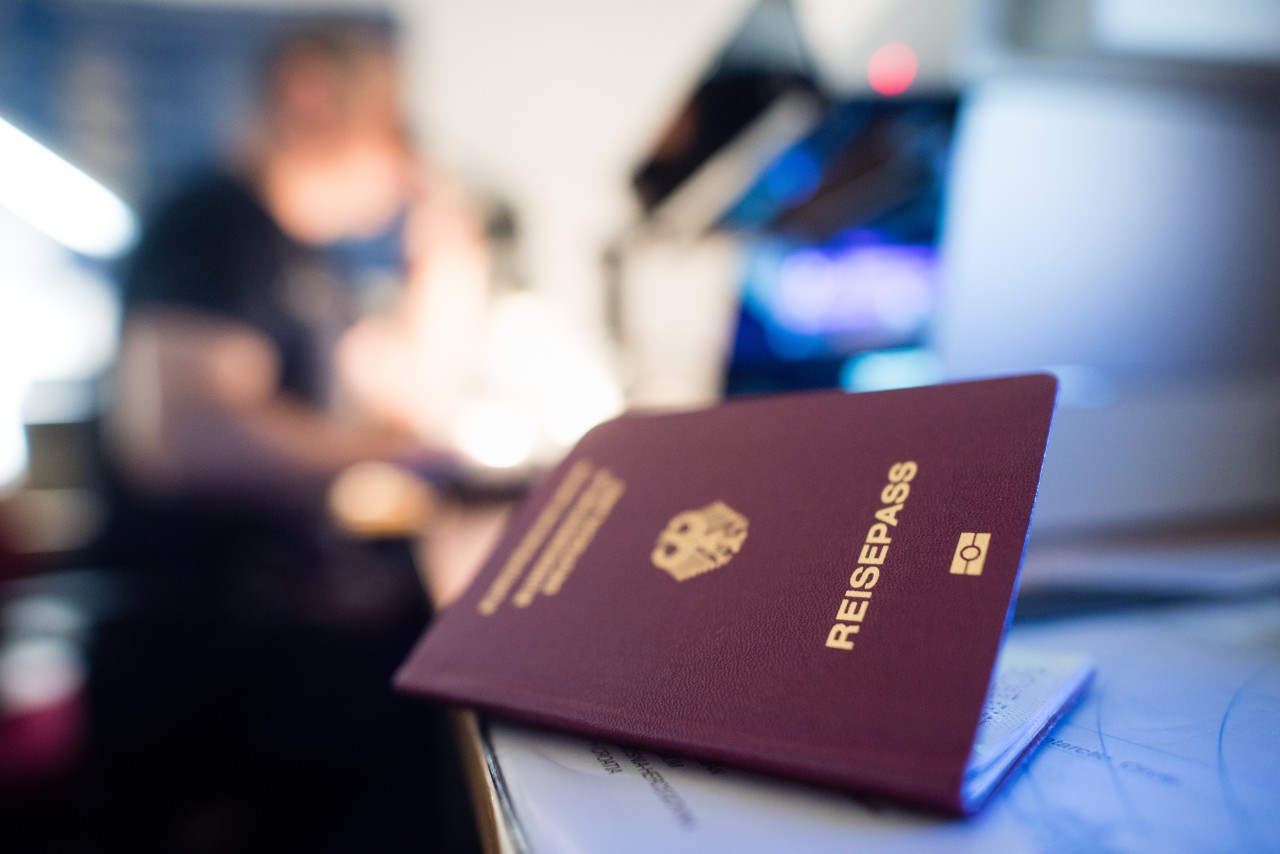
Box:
left=964, top=647, right=1092, bottom=802
left=481, top=597, right=1280, bottom=853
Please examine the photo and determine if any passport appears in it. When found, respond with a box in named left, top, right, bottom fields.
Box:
left=396, top=374, right=1092, bottom=815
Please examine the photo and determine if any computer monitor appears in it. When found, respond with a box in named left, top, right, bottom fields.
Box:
left=935, top=72, right=1280, bottom=533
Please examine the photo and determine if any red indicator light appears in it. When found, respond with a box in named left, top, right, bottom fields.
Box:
left=868, top=43, right=917, bottom=96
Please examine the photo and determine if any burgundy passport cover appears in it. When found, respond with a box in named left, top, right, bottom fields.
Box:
left=396, top=375, right=1058, bottom=814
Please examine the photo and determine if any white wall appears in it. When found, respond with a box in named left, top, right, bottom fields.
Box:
left=394, top=0, right=753, bottom=335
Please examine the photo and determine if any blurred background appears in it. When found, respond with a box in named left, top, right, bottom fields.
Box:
left=0, top=0, right=1278, bottom=850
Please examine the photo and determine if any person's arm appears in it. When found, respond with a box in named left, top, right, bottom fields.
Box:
left=336, top=166, right=492, bottom=444
left=108, top=307, right=442, bottom=512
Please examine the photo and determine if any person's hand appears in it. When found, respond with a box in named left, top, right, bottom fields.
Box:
left=402, top=162, right=487, bottom=268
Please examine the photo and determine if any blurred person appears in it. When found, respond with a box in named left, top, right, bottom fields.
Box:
left=83, top=28, right=484, bottom=853
left=108, top=30, right=466, bottom=525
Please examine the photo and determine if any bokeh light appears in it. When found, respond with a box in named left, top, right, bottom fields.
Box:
left=867, top=42, right=917, bottom=96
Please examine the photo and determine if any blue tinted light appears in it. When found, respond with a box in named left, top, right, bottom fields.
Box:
left=841, top=348, right=942, bottom=392
left=768, top=243, right=937, bottom=337
left=762, top=149, right=822, bottom=205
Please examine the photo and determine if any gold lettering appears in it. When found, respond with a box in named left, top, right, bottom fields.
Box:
left=478, top=459, right=593, bottom=615
left=888, top=460, right=918, bottom=483
left=826, top=460, right=917, bottom=651
left=875, top=502, right=903, bottom=526
left=836, top=598, right=869, bottom=623
left=849, top=565, right=880, bottom=589
left=513, top=468, right=626, bottom=607
left=826, top=623, right=859, bottom=650
left=858, top=542, right=889, bottom=565
left=880, top=481, right=910, bottom=505
left=541, top=474, right=625, bottom=595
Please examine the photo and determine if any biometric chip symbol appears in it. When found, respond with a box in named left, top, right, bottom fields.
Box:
left=651, top=500, right=748, bottom=582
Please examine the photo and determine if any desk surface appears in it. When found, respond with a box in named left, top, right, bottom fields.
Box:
left=462, top=594, right=1280, bottom=853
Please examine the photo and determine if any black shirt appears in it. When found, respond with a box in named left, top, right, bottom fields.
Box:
left=102, top=172, right=353, bottom=572
left=85, top=173, right=476, bottom=854
left=124, top=171, right=350, bottom=406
